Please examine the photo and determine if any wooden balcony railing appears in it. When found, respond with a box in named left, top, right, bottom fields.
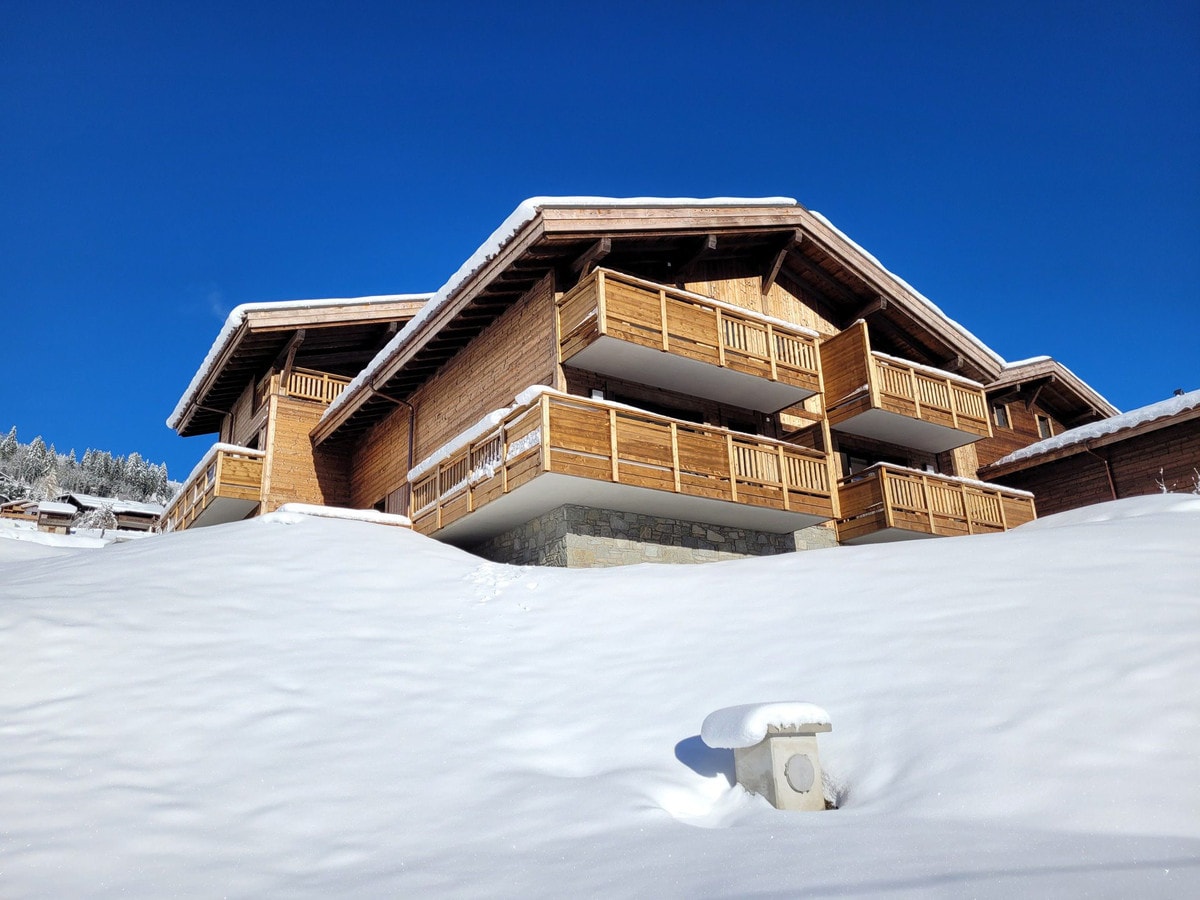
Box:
left=871, top=354, right=990, bottom=435
left=257, top=368, right=352, bottom=409
left=557, top=268, right=822, bottom=396
left=409, top=392, right=835, bottom=536
left=836, top=463, right=1035, bottom=543
left=161, top=444, right=265, bottom=533
left=821, top=321, right=991, bottom=450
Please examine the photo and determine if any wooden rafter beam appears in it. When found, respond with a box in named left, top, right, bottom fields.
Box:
left=1023, top=376, right=1054, bottom=410
left=673, top=234, right=718, bottom=282
left=789, top=250, right=862, bottom=306
left=274, top=329, right=306, bottom=383
left=761, top=229, right=804, bottom=295
left=939, top=354, right=965, bottom=373
left=571, top=237, right=612, bottom=275
left=855, top=296, right=889, bottom=319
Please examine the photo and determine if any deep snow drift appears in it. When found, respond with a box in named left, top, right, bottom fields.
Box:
left=2, top=496, right=1198, bottom=897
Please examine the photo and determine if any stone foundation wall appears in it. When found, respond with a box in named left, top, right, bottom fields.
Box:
left=469, top=504, right=837, bottom=567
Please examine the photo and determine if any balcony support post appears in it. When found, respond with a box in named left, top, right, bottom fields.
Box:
left=777, top=445, right=790, bottom=510
left=659, top=289, right=670, bottom=352
left=726, top=433, right=739, bottom=502
left=541, top=398, right=553, bottom=474
left=670, top=423, right=681, bottom=493
left=715, top=307, right=726, bottom=368
left=608, top=407, right=619, bottom=482
left=766, top=323, right=778, bottom=382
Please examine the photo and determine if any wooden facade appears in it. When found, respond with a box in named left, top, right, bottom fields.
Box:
left=169, top=199, right=1124, bottom=555
left=980, top=397, right=1200, bottom=516
left=166, top=297, right=423, bottom=530
left=350, top=273, right=558, bottom=510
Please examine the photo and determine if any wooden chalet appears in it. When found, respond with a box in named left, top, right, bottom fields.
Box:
left=979, top=388, right=1200, bottom=515
left=167, top=198, right=1121, bottom=564
left=163, top=294, right=428, bottom=532
left=60, top=493, right=165, bottom=532
left=36, top=501, right=77, bottom=534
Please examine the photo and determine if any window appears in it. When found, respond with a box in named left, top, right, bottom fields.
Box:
left=1036, top=415, right=1053, bottom=439
left=991, top=403, right=1010, bottom=429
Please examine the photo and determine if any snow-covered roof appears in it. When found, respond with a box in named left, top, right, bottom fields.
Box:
left=64, top=494, right=166, bottom=516
left=987, top=389, right=1200, bottom=471
left=989, top=357, right=1119, bottom=418
left=37, top=501, right=77, bottom=516
left=701, top=702, right=832, bottom=749
left=167, top=293, right=432, bottom=431
left=320, top=198, right=801, bottom=429
left=311, top=195, right=1112, bottom=442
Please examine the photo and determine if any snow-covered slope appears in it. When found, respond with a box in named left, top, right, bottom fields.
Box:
left=2, top=497, right=1198, bottom=897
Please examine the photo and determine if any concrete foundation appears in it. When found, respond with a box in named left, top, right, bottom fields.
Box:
left=469, top=504, right=837, bottom=567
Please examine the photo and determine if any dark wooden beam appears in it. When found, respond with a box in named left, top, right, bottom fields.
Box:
left=673, top=234, right=718, bottom=283
left=275, top=329, right=305, bottom=383
left=571, top=237, right=612, bottom=275
left=855, top=296, right=889, bottom=319
left=789, top=250, right=862, bottom=306
left=761, top=230, right=804, bottom=295
left=1023, top=376, right=1055, bottom=410
left=988, top=388, right=1024, bottom=405
left=939, top=354, right=965, bottom=373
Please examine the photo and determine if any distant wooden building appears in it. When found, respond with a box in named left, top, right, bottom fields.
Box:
left=36, top=501, right=77, bottom=534
left=0, top=499, right=40, bottom=525
left=165, top=198, right=1123, bottom=564
left=979, top=389, right=1200, bottom=515
left=60, top=493, right=165, bottom=532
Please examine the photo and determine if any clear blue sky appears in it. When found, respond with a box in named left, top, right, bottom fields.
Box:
left=3, top=1, right=1197, bottom=480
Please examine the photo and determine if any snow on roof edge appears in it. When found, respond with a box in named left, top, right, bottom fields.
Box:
left=998, top=356, right=1119, bottom=417
left=320, top=197, right=801, bottom=430
left=989, top=388, right=1200, bottom=470
left=166, top=293, right=433, bottom=431
left=808, top=211, right=1006, bottom=370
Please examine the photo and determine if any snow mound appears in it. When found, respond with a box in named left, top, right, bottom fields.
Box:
left=1019, top=492, right=1200, bottom=530
left=701, top=702, right=832, bottom=749
left=274, top=503, right=412, bottom=528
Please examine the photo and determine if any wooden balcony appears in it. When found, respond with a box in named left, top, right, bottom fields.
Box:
left=409, top=392, right=836, bottom=544
left=836, top=463, right=1036, bottom=544
left=822, top=321, right=991, bottom=453
left=161, top=445, right=265, bottom=532
left=257, top=367, right=351, bottom=408
left=557, top=268, right=822, bottom=412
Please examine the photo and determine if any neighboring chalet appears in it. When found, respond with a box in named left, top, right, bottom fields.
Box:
left=60, top=493, right=164, bottom=532
left=979, top=388, right=1200, bottom=515
left=0, top=499, right=74, bottom=534
left=163, top=294, right=429, bottom=532
left=165, top=197, right=1121, bottom=565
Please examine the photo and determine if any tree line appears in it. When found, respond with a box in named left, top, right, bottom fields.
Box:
left=0, top=426, right=176, bottom=505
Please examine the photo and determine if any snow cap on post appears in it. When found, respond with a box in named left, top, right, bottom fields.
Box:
left=701, top=702, right=831, bottom=750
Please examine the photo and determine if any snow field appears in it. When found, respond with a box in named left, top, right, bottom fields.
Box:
left=1, top=495, right=1198, bottom=896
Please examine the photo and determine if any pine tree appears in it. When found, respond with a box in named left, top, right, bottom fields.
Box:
left=0, top=426, right=17, bottom=460
left=75, top=502, right=117, bottom=537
